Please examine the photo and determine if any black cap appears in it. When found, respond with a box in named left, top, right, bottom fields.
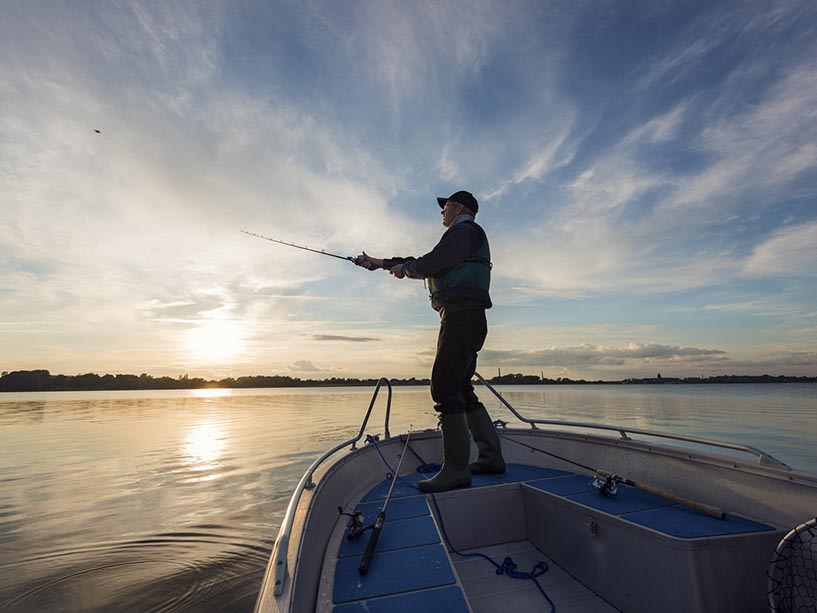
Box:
left=437, top=190, right=478, bottom=214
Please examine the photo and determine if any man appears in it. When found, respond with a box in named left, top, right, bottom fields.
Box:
left=356, top=190, right=505, bottom=492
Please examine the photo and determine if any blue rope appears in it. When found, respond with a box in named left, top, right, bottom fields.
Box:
left=364, top=434, right=556, bottom=612
left=428, top=492, right=556, bottom=612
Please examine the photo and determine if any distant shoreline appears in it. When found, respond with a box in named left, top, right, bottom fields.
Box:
left=1, top=369, right=816, bottom=392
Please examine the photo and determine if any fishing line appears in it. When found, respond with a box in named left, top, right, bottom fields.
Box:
left=240, top=230, right=359, bottom=263
left=495, top=425, right=596, bottom=473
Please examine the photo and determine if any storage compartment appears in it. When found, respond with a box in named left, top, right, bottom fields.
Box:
left=430, top=484, right=528, bottom=550
left=521, top=481, right=783, bottom=613
left=430, top=477, right=783, bottom=612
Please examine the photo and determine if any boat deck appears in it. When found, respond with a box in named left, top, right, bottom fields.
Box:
left=454, top=540, right=617, bottom=612
left=318, top=463, right=777, bottom=612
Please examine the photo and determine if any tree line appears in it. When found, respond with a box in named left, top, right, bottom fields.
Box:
left=1, top=369, right=814, bottom=393
left=0, top=370, right=431, bottom=392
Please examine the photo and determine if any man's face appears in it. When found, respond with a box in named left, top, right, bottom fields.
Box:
left=441, top=200, right=463, bottom=227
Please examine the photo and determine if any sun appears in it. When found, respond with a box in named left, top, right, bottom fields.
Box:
left=184, top=319, right=246, bottom=363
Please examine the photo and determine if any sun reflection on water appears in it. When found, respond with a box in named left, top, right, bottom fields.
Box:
left=184, top=421, right=226, bottom=468
left=191, top=388, right=233, bottom=399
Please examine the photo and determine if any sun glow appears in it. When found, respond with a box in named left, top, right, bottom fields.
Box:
left=184, top=319, right=246, bottom=363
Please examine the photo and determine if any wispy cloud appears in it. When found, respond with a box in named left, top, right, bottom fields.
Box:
left=310, top=334, right=379, bottom=342
left=485, top=118, right=577, bottom=201
left=743, top=221, right=817, bottom=277
left=481, top=342, right=726, bottom=367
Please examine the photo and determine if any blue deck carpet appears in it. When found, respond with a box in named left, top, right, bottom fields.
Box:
left=624, top=504, right=775, bottom=538
left=332, top=585, right=470, bottom=613
left=568, top=484, right=675, bottom=515
left=337, top=515, right=440, bottom=558
left=354, top=495, right=431, bottom=522
left=494, top=463, right=572, bottom=483
left=528, top=473, right=592, bottom=496
left=333, top=543, right=456, bottom=603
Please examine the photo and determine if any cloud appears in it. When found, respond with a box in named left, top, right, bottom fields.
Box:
left=346, top=1, right=501, bottom=108
left=288, top=360, right=320, bottom=372
left=716, top=352, right=817, bottom=369
left=743, top=221, right=817, bottom=277
left=485, top=118, right=577, bottom=201
left=766, top=352, right=817, bottom=366
left=310, top=334, right=379, bottom=342
left=664, top=66, right=817, bottom=213
left=493, top=9, right=817, bottom=296
left=481, top=342, right=726, bottom=367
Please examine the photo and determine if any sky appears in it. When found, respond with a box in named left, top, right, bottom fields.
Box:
left=2, top=0, right=817, bottom=381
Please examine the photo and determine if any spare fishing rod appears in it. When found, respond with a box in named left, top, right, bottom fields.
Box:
left=240, top=230, right=362, bottom=263
left=498, top=429, right=726, bottom=520
left=359, top=431, right=412, bottom=576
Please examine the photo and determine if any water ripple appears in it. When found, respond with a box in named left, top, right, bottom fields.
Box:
left=2, top=528, right=271, bottom=612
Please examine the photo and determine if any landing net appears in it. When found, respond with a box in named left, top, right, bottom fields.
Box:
left=768, top=517, right=817, bottom=612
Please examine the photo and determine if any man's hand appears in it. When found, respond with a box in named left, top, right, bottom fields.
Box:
left=354, top=252, right=383, bottom=271
left=389, top=263, right=405, bottom=279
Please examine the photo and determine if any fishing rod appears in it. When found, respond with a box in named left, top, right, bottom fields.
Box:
left=359, top=431, right=413, bottom=576
left=499, top=431, right=726, bottom=520
left=240, top=230, right=360, bottom=263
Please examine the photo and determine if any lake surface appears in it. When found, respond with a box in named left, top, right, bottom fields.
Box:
left=1, top=383, right=816, bottom=611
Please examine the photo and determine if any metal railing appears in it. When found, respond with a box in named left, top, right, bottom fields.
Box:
left=267, top=378, right=392, bottom=598
left=473, top=372, right=790, bottom=469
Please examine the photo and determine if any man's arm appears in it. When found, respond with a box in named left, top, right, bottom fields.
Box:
left=355, top=223, right=480, bottom=279
left=401, top=224, right=479, bottom=279
left=354, top=253, right=414, bottom=271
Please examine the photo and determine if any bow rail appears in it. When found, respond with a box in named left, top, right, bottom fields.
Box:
left=473, top=372, right=790, bottom=470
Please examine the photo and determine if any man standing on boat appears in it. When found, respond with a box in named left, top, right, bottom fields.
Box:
left=355, top=190, right=506, bottom=492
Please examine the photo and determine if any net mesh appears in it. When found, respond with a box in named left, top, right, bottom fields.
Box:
left=768, top=518, right=817, bottom=612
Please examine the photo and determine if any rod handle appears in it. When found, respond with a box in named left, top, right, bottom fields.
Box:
left=635, top=481, right=726, bottom=520
left=595, top=470, right=725, bottom=520
left=358, top=514, right=384, bottom=575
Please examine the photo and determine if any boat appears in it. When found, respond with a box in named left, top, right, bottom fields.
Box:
left=254, top=375, right=817, bottom=612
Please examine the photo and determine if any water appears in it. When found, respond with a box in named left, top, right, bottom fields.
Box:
left=1, top=384, right=815, bottom=611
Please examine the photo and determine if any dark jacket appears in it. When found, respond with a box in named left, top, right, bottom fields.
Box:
left=384, top=217, right=492, bottom=315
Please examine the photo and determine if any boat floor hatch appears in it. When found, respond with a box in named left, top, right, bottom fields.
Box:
left=316, top=463, right=781, bottom=613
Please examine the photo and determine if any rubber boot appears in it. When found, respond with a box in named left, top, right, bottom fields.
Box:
left=466, top=405, right=506, bottom=474
left=418, top=413, right=472, bottom=493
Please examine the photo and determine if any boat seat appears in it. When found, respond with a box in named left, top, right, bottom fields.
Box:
left=527, top=473, right=775, bottom=538
left=520, top=469, right=781, bottom=612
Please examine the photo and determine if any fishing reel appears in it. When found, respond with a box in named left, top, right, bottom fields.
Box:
left=591, top=474, right=619, bottom=497
left=338, top=506, right=368, bottom=541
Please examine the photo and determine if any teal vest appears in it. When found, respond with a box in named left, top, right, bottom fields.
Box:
left=427, top=222, right=491, bottom=298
